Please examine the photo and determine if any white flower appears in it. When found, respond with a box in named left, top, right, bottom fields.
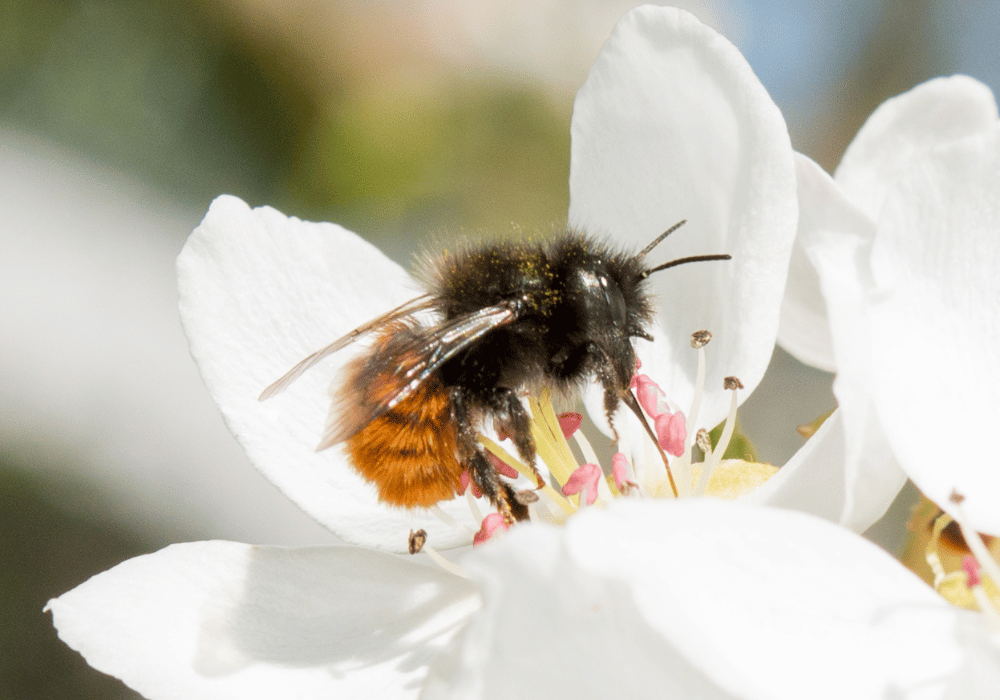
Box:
left=772, top=76, right=1000, bottom=536
left=424, top=499, right=995, bottom=700
left=176, top=4, right=797, bottom=552
left=48, top=498, right=1000, bottom=699
left=48, top=6, right=801, bottom=698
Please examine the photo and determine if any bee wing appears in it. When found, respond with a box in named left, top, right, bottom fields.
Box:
left=320, top=297, right=526, bottom=448
left=258, top=294, right=436, bottom=401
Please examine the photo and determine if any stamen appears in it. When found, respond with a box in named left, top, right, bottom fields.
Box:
left=571, top=426, right=601, bottom=470
left=473, top=512, right=510, bottom=546
left=962, top=555, right=982, bottom=588
left=537, top=390, right=583, bottom=473
left=557, top=412, right=583, bottom=439
left=695, top=428, right=712, bottom=454
left=962, top=556, right=1000, bottom=627
left=562, top=463, right=602, bottom=506
left=487, top=452, right=520, bottom=480
left=654, top=410, right=687, bottom=457
left=558, top=410, right=610, bottom=499
left=693, top=376, right=741, bottom=496
left=622, top=380, right=679, bottom=497
left=527, top=395, right=576, bottom=486
left=409, top=529, right=470, bottom=578
left=683, top=330, right=710, bottom=458
left=690, top=329, right=712, bottom=348
left=922, top=510, right=979, bottom=609
left=612, top=452, right=639, bottom=495
left=514, top=489, right=540, bottom=506
left=408, top=529, right=426, bottom=554
left=477, top=436, right=534, bottom=483
left=634, top=374, right=663, bottom=417
left=430, top=505, right=476, bottom=539
left=723, top=375, right=744, bottom=391
left=423, top=545, right=471, bottom=578
left=626, top=372, right=684, bottom=497
left=925, top=511, right=954, bottom=589
left=479, top=434, right=574, bottom=514
left=526, top=496, right=557, bottom=522
left=465, top=487, right=484, bottom=523
left=948, top=493, right=1000, bottom=599
left=459, top=470, right=482, bottom=498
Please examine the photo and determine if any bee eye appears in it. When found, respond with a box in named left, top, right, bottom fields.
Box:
left=575, top=267, right=628, bottom=328
left=606, top=283, right=627, bottom=327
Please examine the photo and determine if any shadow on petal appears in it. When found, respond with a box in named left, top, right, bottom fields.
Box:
left=192, top=546, right=478, bottom=682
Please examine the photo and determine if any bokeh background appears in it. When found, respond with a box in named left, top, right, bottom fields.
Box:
left=3, top=1, right=998, bottom=697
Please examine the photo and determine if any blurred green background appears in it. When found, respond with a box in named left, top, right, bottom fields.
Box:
left=2, top=0, right=997, bottom=697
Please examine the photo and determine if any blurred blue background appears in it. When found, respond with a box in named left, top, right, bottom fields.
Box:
left=3, top=1, right=997, bottom=697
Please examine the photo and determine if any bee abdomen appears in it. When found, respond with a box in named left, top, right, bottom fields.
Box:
left=347, top=376, right=463, bottom=508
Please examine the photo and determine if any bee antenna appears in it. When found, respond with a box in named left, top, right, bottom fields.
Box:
left=638, top=220, right=687, bottom=258
left=638, top=253, right=732, bottom=280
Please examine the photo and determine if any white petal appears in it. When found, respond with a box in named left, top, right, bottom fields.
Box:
left=944, top=617, right=1000, bottom=700
left=743, top=408, right=906, bottom=533
left=805, top=209, right=910, bottom=532
left=47, top=541, right=478, bottom=700
left=428, top=500, right=967, bottom=700
left=569, top=5, right=797, bottom=429
left=835, top=75, right=998, bottom=221
left=178, top=195, right=478, bottom=550
left=778, top=154, right=875, bottom=372
left=864, top=126, right=1000, bottom=535
left=740, top=408, right=847, bottom=522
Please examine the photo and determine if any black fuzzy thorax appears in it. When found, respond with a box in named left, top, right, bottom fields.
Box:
left=427, top=231, right=655, bottom=395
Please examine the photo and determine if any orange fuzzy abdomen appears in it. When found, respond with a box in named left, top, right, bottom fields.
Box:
left=347, top=375, right=464, bottom=508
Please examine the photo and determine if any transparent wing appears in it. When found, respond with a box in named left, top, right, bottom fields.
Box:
left=319, top=297, right=527, bottom=448
left=384, top=299, right=525, bottom=410
left=258, top=294, right=436, bottom=401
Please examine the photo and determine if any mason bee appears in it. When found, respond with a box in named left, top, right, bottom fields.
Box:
left=260, top=222, right=729, bottom=524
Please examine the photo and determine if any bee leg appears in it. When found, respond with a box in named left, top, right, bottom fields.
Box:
left=469, top=451, right=529, bottom=524
left=453, top=388, right=529, bottom=523
left=484, top=387, right=544, bottom=489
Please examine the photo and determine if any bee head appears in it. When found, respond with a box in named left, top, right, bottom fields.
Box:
left=595, top=221, right=731, bottom=388
left=561, top=251, right=651, bottom=391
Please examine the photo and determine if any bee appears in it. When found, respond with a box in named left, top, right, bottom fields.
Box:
left=260, top=222, right=729, bottom=524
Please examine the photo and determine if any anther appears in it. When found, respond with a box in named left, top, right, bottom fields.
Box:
left=961, top=555, right=1000, bottom=626
left=696, top=428, right=712, bottom=453
left=473, top=512, right=510, bottom=546
left=514, top=489, right=540, bottom=505
left=691, top=330, right=712, bottom=348
left=558, top=412, right=583, bottom=440
left=654, top=411, right=687, bottom=457
left=562, top=463, right=602, bottom=506
left=695, top=378, right=741, bottom=496
left=408, top=529, right=427, bottom=555
left=612, top=452, right=639, bottom=495
left=961, top=555, right=982, bottom=588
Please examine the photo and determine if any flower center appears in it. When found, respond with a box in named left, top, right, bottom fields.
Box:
left=923, top=494, right=1000, bottom=629
left=409, top=329, right=778, bottom=554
